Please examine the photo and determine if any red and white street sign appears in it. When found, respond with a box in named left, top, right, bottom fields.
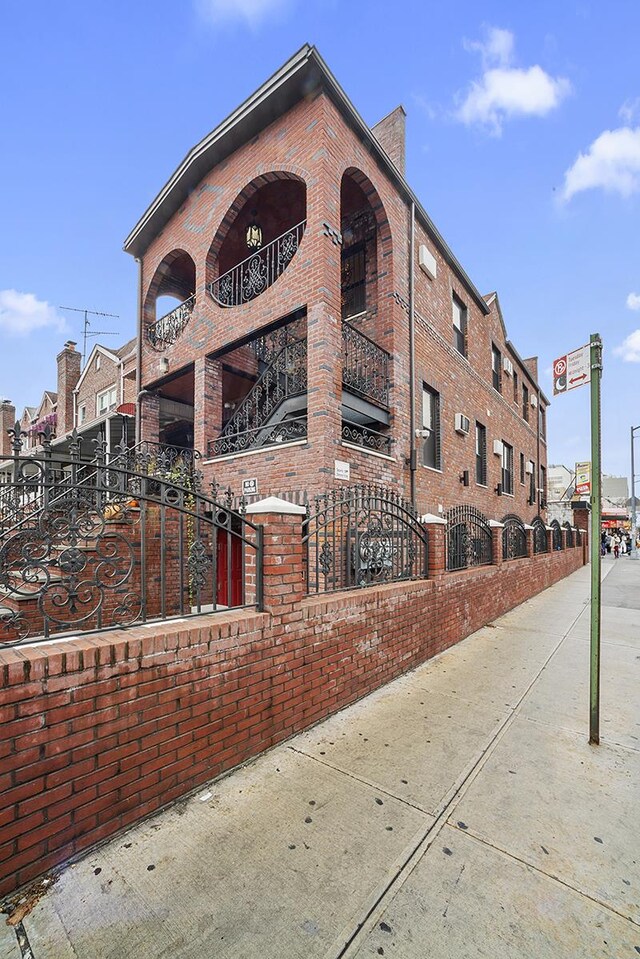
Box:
left=553, top=343, right=591, bottom=396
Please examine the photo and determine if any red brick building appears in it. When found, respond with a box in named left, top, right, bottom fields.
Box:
left=125, top=44, right=548, bottom=519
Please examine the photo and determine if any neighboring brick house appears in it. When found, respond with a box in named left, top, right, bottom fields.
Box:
left=121, top=44, right=548, bottom=522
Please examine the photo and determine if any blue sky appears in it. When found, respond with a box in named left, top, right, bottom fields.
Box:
left=1, top=0, right=639, bottom=478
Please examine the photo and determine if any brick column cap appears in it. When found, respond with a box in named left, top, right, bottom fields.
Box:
left=523, top=524, right=534, bottom=530
left=488, top=519, right=504, bottom=528
left=421, top=513, right=446, bottom=525
left=245, top=496, right=307, bottom=516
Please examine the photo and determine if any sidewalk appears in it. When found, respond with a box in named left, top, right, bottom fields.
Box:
left=2, top=557, right=639, bottom=958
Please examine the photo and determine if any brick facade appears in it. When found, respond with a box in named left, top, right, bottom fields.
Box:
left=128, top=47, right=548, bottom=524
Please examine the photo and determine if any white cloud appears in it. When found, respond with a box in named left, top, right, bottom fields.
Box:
left=456, top=27, right=570, bottom=135
left=627, top=292, right=640, bottom=311
left=0, top=290, right=67, bottom=336
left=562, top=126, right=640, bottom=200
left=619, top=98, right=640, bottom=124
left=195, top=0, right=293, bottom=26
left=613, top=329, right=640, bottom=362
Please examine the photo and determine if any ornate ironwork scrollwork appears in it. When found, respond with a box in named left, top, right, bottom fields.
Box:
left=445, top=505, right=493, bottom=571
left=147, top=294, right=196, bottom=352
left=532, top=516, right=548, bottom=554
left=342, top=321, right=390, bottom=408
left=501, top=514, right=527, bottom=561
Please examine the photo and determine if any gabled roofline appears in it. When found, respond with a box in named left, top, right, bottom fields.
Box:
left=74, top=343, right=122, bottom=394
left=123, top=44, right=489, bottom=317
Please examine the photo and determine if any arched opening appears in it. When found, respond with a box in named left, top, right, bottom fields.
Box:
left=208, top=173, right=306, bottom=307
left=340, top=169, right=393, bottom=456
left=144, top=250, right=196, bottom=352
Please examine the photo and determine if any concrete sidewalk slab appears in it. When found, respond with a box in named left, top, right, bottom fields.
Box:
left=346, top=824, right=640, bottom=959
left=520, top=637, right=640, bottom=747
left=451, top=717, right=640, bottom=923
left=569, top=606, right=640, bottom=649
left=22, top=744, right=430, bottom=959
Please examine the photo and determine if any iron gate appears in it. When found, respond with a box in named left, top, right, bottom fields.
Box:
left=0, top=426, right=263, bottom=647
left=532, top=516, right=548, bottom=554
left=551, top=519, right=563, bottom=550
left=562, top=521, right=574, bottom=548
left=303, top=485, right=428, bottom=593
left=445, top=505, right=492, bottom=571
left=501, top=514, right=527, bottom=561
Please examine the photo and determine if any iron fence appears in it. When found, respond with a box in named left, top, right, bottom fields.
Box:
left=208, top=220, right=306, bottom=307
left=445, top=505, right=493, bottom=571
left=208, top=415, right=307, bottom=459
left=563, top=521, right=574, bottom=548
left=532, top=516, right=548, bottom=554
left=303, top=484, right=428, bottom=593
left=0, top=425, right=263, bottom=648
left=551, top=519, right=563, bottom=550
left=501, top=513, right=527, bottom=561
left=341, top=422, right=392, bottom=455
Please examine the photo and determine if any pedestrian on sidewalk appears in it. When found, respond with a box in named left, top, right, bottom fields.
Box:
left=613, top=533, right=620, bottom=559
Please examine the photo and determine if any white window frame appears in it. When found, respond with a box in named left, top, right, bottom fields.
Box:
left=96, top=385, right=117, bottom=418
left=78, top=403, right=86, bottom=425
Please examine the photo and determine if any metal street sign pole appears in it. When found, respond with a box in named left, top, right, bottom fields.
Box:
left=631, top=426, right=639, bottom=561
left=589, top=333, right=603, bottom=745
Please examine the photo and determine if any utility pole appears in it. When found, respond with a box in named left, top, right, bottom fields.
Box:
left=631, top=425, right=639, bottom=561
left=589, top=333, right=603, bottom=745
left=59, top=307, right=120, bottom=365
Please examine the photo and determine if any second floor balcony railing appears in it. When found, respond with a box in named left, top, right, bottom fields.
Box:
left=208, top=220, right=306, bottom=308
left=147, top=294, right=196, bottom=352
left=342, top=321, right=390, bottom=408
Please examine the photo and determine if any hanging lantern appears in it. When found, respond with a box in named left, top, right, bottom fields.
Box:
left=246, top=211, right=262, bottom=250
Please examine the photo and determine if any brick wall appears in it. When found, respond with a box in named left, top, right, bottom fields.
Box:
left=0, top=509, right=586, bottom=897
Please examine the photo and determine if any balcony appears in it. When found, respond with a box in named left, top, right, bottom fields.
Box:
left=147, top=294, right=195, bottom=352
left=342, top=321, right=390, bottom=408
left=208, top=220, right=306, bottom=308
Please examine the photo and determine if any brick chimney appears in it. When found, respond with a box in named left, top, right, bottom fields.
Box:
left=371, top=105, right=406, bottom=176
left=57, top=341, right=82, bottom=436
left=0, top=400, right=16, bottom=457
left=523, top=357, right=539, bottom=382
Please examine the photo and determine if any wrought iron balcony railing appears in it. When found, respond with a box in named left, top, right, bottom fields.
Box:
left=147, top=294, right=196, bottom=352
left=342, top=321, right=390, bottom=408
left=208, top=220, right=306, bottom=307
left=208, top=415, right=307, bottom=458
left=341, top=422, right=392, bottom=456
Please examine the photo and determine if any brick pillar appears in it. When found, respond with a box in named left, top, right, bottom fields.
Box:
left=422, top=514, right=446, bottom=577
left=546, top=527, right=554, bottom=553
left=194, top=356, right=221, bottom=459
left=0, top=400, right=16, bottom=457
left=244, top=498, right=307, bottom=614
left=139, top=393, right=160, bottom=444
left=490, top=521, right=504, bottom=566
left=56, top=341, right=82, bottom=435
left=524, top=527, right=534, bottom=558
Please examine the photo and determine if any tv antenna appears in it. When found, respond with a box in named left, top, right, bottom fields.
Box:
left=59, top=306, right=120, bottom=365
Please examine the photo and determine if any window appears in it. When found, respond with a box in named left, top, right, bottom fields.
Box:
left=492, top=345, right=502, bottom=392
left=475, top=422, right=487, bottom=485
left=502, top=441, right=514, bottom=495
left=522, top=383, right=529, bottom=422
left=540, top=465, right=547, bottom=506
left=97, top=386, right=117, bottom=417
left=95, top=355, right=101, bottom=371
left=529, top=462, right=536, bottom=504
left=520, top=452, right=525, bottom=485
left=452, top=295, right=467, bottom=356
left=78, top=404, right=86, bottom=425
left=422, top=384, right=441, bottom=470
left=341, top=244, right=366, bottom=319
left=513, top=371, right=518, bottom=403
left=539, top=405, right=546, bottom=439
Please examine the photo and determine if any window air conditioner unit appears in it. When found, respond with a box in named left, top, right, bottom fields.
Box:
left=503, top=357, right=513, bottom=376
left=493, top=440, right=504, bottom=457
left=454, top=413, right=470, bottom=435
left=525, top=461, right=534, bottom=474
left=531, top=395, right=538, bottom=408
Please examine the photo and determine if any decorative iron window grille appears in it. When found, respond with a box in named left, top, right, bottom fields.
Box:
left=501, top=514, right=527, bottom=561
left=551, top=519, right=563, bottom=550
left=303, top=484, right=428, bottom=593
left=147, top=294, right=196, bottom=352
left=445, top=505, right=493, bottom=571
left=208, top=220, right=306, bottom=307
left=0, top=425, right=263, bottom=648
left=341, top=243, right=366, bottom=319
left=475, top=422, right=487, bottom=485
left=563, top=521, right=574, bottom=548
left=532, top=516, right=548, bottom=554
left=342, top=321, right=390, bottom=408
